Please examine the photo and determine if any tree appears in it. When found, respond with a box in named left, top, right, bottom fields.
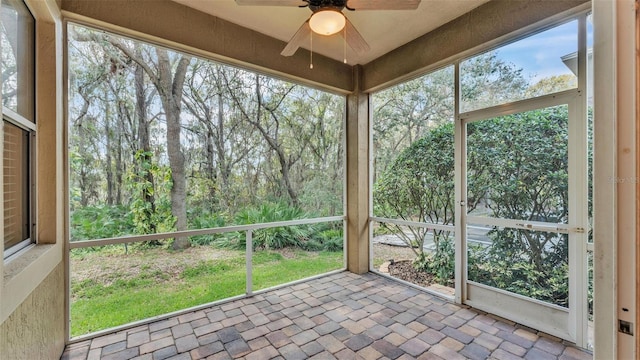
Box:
left=67, top=23, right=345, bottom=244
left=460, top=51, right=529, bottom=111
left=106, top=37, right=192, bottom=250
left=372, top=66, right=454, bottom=180
left=182, top=63, right=255, bottom=211
left=525, top=74, right=577, bottom=98
left=224, top=73, right=302, bottom=207
left=67, top=34, right=111, bottom=209
left=373, top=123, right=455, bottom=257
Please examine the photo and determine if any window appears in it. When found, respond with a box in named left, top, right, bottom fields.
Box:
left=2, top=0, right=35, bottom=258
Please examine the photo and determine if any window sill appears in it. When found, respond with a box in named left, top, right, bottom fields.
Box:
left=1, top=243, right=62, bottom=323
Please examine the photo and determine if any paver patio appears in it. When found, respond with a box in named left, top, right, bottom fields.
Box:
left=61, top=272, right=592, bottom=360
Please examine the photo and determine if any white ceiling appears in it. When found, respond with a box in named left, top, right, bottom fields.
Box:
left=171, top=0, right=490, bottom=65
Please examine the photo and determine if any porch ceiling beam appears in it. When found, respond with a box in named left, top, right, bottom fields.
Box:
left=60, top=0, right=353, bottom=93
left=362, top=0, right=590, bottom=92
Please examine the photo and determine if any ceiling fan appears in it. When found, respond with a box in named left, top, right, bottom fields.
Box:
left=235, top=0, right=422, bottom=58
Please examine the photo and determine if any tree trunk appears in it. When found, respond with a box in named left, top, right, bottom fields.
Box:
left=108, top=38, right=192, bottom=250
left=156, top=49, right=191, bottom=250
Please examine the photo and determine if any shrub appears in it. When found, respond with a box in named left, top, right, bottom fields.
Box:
left=413, top=237, right=454, bottom=286
left=213, top=202, right=312, bottom=250
left=210, top=203, right=344, bottom=252
left=70, top=205, right=135, bottom=242
left=468, top=243, right=569, bottom=307
left=188, top=211, right=227, bottom=246
left=378, top=107, right=570, bottom=306
left=315, top=228, right=344, bottom=252
left=373, top=123, right=455, bottom=258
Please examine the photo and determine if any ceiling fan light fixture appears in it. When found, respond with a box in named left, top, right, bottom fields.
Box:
left=309, top=10, right=345, bottom=36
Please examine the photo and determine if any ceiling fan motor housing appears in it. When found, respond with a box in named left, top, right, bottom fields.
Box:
left=307, top=0, right=348, bottom=12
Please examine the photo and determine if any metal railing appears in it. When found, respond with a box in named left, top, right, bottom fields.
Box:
left=369, top=216, right=455, bottom=232
left=68, top=215, right=346, bottom=341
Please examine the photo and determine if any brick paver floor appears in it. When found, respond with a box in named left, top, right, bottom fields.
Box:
left=61, top=272, right=592, bottom=360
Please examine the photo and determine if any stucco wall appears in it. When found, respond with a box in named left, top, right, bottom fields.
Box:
left=0, top=262, right=65, bottom=360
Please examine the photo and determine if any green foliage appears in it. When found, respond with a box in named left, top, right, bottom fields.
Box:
left=467, top=106, right=569, bottom=226
left=213, top=202, right=307, bottom=250
left=375, top=106, right=571, bottom=306
left=314, top=228, right=344, bottom=252
left=374, top=123, right=454, bottom=222
left=466, top=107, right=569, bottom=306
left=70, top=205, right=134, bottom=241
left=187, top=210, right=227, bottom=246
left=373, top=123, right=455, bottom=256
left=413, top=238, right=455, bottom=287
left=468, top=244, right=569, bottom=306
left=126, top=150, right=176, bottom=236
left=69, top=24, right=345, bottom=250
left=210, top=203, right=343, bottom=252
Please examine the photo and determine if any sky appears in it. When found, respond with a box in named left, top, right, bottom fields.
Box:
left=487, top=18, right=593, bottom=84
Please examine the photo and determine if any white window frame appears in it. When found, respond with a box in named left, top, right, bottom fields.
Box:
left=2, top=0, right=37, bottom=261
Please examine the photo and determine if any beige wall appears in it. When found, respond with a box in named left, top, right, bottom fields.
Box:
left=0, top=263, right=65, bottom=360
left=0, top=1, right=65, bottom=359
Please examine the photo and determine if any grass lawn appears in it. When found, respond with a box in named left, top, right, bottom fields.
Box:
left=70, top=247, right=343, bottom=336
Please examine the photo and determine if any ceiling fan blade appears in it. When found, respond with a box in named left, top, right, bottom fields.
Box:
left=236, top=0, right=307, bottom=6
left=346, top=0, right=420, bottom=10
left=281, top=20, right=311, bottom=56
left=341, top=18, right=370, bottom=54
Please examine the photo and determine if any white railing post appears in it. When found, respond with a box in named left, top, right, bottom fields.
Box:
left=246, top=230, right=253, bottom=296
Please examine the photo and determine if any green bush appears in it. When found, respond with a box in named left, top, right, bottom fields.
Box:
left=211, top=203, right=310, bottom=250
left=373, top=123, right=455, bottom=257
left=70, top=205, right=135, bottom=242
left=413, top=238, right=455, bottom=287
left=468, top=243, right=569, bottom=307
left=376, top=107, right=570, bottom=306
left=188, top=211, right=227, bottom=246
left=314, top=228, right=344, bottom=252
left=211, top=203, right=343, bottom=252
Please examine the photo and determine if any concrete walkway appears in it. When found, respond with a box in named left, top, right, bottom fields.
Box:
left=61, top=272, right=592, bottom=360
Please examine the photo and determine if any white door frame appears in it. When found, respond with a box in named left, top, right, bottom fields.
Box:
left=454, top=89, right=588, bottom=346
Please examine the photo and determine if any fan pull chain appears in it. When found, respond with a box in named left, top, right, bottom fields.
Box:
left=343, top=25, right=347, bottom=64
left=310, top=31, right=314, bottom=69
